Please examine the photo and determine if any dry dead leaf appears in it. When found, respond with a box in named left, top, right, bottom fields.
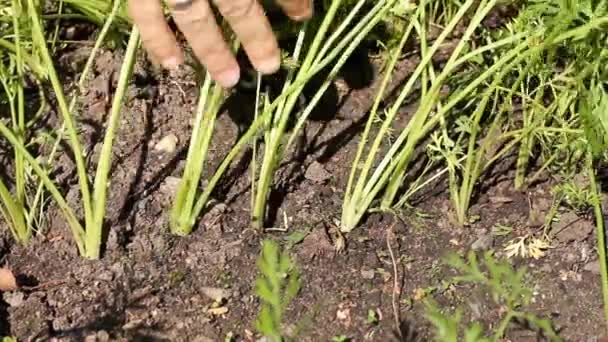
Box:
left=0, top=268, right=17, bottom=291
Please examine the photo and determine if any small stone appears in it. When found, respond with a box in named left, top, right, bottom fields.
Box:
left=84, top=334, right=97, bottom=342
left=65, top=26, right=78, bottom=40
left=207, top=306, right=228, bottom=315
left=539, top=264, right=552, bottom=273
left=200, top=287, right=230, bottom=303
left=3, top=291, right=24, bottom=307
left=507, top=212, right=522, bottom=223
left=361, top=269, right=375, bottom=280
left=489, top=196, right=513, bottom=204
left=564, top=253, right=577, bottom=264
left=305, top=161, right=332, bottom=183
left=336, top=307, right=351, bottom=322
left=160, top=176, right=181, bottom=198
left=97, top=270, right=113, bottom=282
left=154, top=134, right=178, bottom=153
left=137, top=199, right=147, bottom=210
left=471, top=234, right=494, bottom=251
left=96, top=330, right=110, bottom=342
left=554, top=212, right=593, bottom=243
left=584, top=260, right=601, bottom=274
left=468, top=301, right=482, bottom=321
left=192, top=336, right=215, bottom=342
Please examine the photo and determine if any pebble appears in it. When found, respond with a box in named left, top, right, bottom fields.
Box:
left=3, top=291, right=24, bottom=307
left=468, top=302, right=482, bottom=320
left=360, top=269, right=375, bottom=280
left=96, top=330, right=110, bottom=342
left=304, top=161, right=332, bottom=183
left=160, top=176, right=182, bottom=198
left=200, top=287, right=231, bottom=303
left=97, top=269, right=113, bottom=282
left=584, top=259, right=601, bottom=274
left=471, top=234, right=494, bottom=251
left=564, top=253, right=577, bottom=264
left=555, top=211, right=593, bottom=243
left=154, top=134, right=178, bottom=153
left=192, top=336, right=215, bottom=342
left=539, top=264, right=553, bottom=273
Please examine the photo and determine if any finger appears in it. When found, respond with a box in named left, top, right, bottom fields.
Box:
left=275, top=0, right=313, bottom=21
left=213, top=0, right=281, bottom=75
left=169, top=0, right=240, bottom=87
left=127, top=0, right=183, bottom=68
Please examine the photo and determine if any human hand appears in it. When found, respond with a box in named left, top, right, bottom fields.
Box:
left=128, top=0, right=313, bottom=88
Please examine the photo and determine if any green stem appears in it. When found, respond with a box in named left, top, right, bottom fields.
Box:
left=494, top=310, right=516, bottom=339
left=0, top=122, right=86, bottom=254
left=514, top=79, right=545, bottom=190
left=250, top=73, right=263, bottom=220
left=252, top=24, right=309, bottom=229
left=29, top=0, right=123, bottom=232
left=356, top=0, right=474, bottom=211
left=171, top=77, right=224, bottom=235
left=12, top=0, right=26, bottom=214
left=87, top=27, right=140, bottom=259
left=285, top=1, right=395, bottom=153
left=341, top=0, right=489, bottom=231
left=343, top=1, right=418, bottom=211
left=454, top=65, right=528, bottom=224
left=0, top=55, right=29, bottom=243
left=341, top=34, right=532, bottom=232
left=0, top=180, right=28, bottom=243
left=587, top=152, right=608, bottom=330
left=380, top=0, right=496, bottom=207
left=27, top=0, right=95, bottom=244
left=169, top=38, right=239, bottom=235
left=190, top=1, right=395, bottom=221
left=454, top=89, right=494, bottom=224
left=0, top=39, right=46, bottom=78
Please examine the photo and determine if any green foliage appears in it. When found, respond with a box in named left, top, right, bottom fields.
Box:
left=579, top=83, right=608, bottom=160
left=425, top=251, right=561, bottom=341
left=425, top=303, right=489, bottom=342
left=366, top=309, right=379, bottom=325
left=255, top=240, right=301, bottom=342
left=551, top=178, right=596, bottom=212
left=250, top=0, right=398, bottom=229
left=446, top=252, right=531, bottom=309
left=0, top=0, right=139, bottom=258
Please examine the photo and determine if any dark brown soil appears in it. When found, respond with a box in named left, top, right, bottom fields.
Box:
left=0, top=33, right=606, bottom=342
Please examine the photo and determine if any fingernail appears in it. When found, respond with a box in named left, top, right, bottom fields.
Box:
left=257, top=55, right=281, bottom=75
left=216, top=68, right=241, bottom=88
left=291, top=0, right=313, bottom=21
left=162, top=56, right=181, bottom=70
left=292, top=9, right=313, bottom=21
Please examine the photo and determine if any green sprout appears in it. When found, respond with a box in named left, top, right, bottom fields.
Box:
left=255, top=239, right=301, bottom=342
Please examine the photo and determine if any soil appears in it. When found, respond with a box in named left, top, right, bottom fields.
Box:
left=0, top=26, right=606, bottom=342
